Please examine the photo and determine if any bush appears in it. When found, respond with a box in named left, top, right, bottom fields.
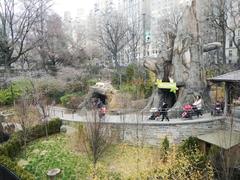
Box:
left=0, top=85, right=21, bottom=105
left=86, top=79, right=98, bottom=86
left=0, top=156, right=34, bottom=180
left=35, top=78, right=65, bottom=103
left=111, top=64, right=154, bottom=99
left=0, top=118, right=62, bottom=159
left=27, top=118, right=62, bottom=141
left=60, top=92, right=84, bottom=109
left=179, top=136, right=199, bottom=154
left=0, top=79, right=35, bottom=106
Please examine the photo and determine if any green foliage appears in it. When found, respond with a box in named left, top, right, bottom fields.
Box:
left=144, top=70, right=155, bottom=97
left=0, top=85, right=21, bottom=105
left=60, top=92, right=84, bottom=109
left=179, top=137, right=207, bottom=170
left=27, top=118, right=62, bottom=142
left=161, top=136, right=170, bottom=153
left=35, top=79, right=65, bottom=103
left=17, top=134, right=90, bottom=180
left=12, top=79, right=33, bottom=92
left=138, top=146, right=213, bottom=179
left=0, top=79, right=36, bottom=105
left=179, top=136, right=199, bottom=154
left=0, top=118, right=62, bottom=159
left=111, top=64, right=154, bottom=99
left=126, top=64, right=135, bottom=82
left=0, top=156, right=35, bottom=180
left=86, top=78, right=98, bottom=86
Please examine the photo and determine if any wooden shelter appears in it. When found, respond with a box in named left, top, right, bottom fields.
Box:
left=208, top=70, right=240, bottom=115
left=197, top=130, right=240, bottom=167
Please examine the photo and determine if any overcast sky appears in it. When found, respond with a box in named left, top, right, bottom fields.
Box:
left=53, top=0, right=95, bottom=18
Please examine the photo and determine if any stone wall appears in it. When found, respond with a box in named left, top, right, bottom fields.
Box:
left=225, top=118, right=240, bottom=133
left=108, top=118, right=226, bottom=146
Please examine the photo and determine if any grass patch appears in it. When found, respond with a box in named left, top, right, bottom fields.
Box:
left=16, top=134, right=90, bottom=180
left=100, top=144, right=158, bottom=178
left=16, top=133, right=160, bottom=179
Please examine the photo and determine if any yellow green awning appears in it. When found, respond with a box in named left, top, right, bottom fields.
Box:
left=155, top=79, right=178, bottom=93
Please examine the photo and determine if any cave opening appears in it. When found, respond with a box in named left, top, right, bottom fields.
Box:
left=92, top=92, right=108, bottom=105
left=159, top=89, right=177, bottom=108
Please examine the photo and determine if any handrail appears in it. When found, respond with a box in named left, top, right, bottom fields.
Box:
left=0, top=165, right=20, bottom=180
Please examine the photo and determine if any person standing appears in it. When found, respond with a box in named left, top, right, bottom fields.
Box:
left=161, top=102, right=169, bottom=121
left=192, top=95, right=203, bottom=117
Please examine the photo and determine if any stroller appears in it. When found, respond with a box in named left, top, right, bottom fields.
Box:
left=181, top=104, right=199, bottom=119
left=211, top=101, right=224, bottom=116
left=148, top=108, right=161, bottom=120
left=99, top=106, right=107, bottom=119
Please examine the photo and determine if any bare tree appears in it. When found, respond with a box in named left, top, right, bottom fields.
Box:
left=207, top=0, right=229, bottom=64
left=15, top=91, right=33, bottom=148
left=226, top=0, right=240, bottom=65
left=30, top=81, right=49, bottom=139
left=35, top=12, right=71, bottom=70
left=126, top=19, right=142, bottom=63
left=98, top=11, right=129, bottom=68
left=0, top=0, right=51, bottom=68
left=82, top=110, right=111, bottom=170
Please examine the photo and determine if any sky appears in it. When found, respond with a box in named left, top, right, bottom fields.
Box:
left=53, top=0, right=95, bottom=18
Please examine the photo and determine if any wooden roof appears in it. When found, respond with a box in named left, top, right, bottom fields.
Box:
left=208, top=70, right=240, bottom=82
left=197, top=130, right=240, bottom=149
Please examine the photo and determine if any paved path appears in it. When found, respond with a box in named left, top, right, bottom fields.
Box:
left=48, top=106, right=225, bottom=125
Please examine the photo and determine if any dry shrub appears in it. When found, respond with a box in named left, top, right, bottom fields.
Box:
left=69, top=124, right=87, bottom=153
left=108, top=93, right=132, bottom=110
left=10, top=106, right=40, bottom=127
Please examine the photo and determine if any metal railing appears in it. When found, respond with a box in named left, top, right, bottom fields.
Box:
left=0, top=165, right=20, bottom=180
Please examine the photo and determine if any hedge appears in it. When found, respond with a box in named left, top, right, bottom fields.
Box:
left=0, top=118, right=62, bottom=179
left=0, top=118, right=62, bottom=159
left=0, top=118, right=62, bottom=158
left=0, top=156, right=34, bottom=180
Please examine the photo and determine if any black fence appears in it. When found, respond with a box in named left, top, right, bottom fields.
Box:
left=0, top=165, right=19, bottom=180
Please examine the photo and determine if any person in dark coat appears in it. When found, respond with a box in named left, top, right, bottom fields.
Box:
left=161, top=102, right=169, bottom=121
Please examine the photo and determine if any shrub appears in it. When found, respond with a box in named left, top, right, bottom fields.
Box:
left=60, top=92, right=84, bottom=109
left=0, top=79, right=35, bottom=106
left=0, top=118, right=62, bottom=159
left=161, top=136, right=170, bottom=153
left=138, top=146, right=214, bottom=180
left=179, top=136, right=199, bottom=154
left=0, top=156, right=35, bottom=180
left=179, top=137, right=207, bottom=169
left=35, top=78, right=65, bottom=103
left=0, top=85, right=21, bottom=105
left=111, top=64, right=154, bottom=98
left=86, top=79, right=98, bottom=86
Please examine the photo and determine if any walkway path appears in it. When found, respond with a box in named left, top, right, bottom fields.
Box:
left=48, top=106, right=225, bottom=125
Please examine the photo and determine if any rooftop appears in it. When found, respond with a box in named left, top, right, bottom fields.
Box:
left=197, top=130, right=240, bottom=149
left=208, top=70, right=240, bottom=82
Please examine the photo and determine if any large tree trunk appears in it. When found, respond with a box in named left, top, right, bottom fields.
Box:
left=144, top=0, right=212, bottom=117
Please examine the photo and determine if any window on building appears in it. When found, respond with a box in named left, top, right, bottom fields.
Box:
left=229, top=39, right=233, bottom=47
left=238, top=39, right=240, bottom=46
left=229, top=59, right=232, bottom=64
left=229, top=50, right=232, bottom=57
